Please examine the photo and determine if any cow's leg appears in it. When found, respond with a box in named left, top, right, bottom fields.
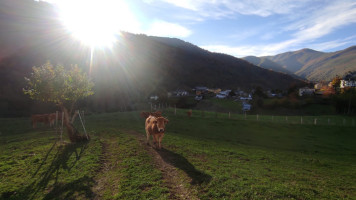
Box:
left=158, top=134, right=164, bottom=149
left=145, top=129, right=150, bottom=145
left=153, top=135, right=159, bottom=148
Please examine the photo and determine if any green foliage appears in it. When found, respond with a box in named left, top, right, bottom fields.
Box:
left=23, top=62, right=94, bottom=105
left=332, top=88, right=356, bottom=114
left=331, top=75, right=341, bottom=91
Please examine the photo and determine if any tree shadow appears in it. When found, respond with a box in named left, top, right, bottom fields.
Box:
left=14, top=140, right=91, bottom=200
left=156, top=148, right=212, bottom=185
left=43, top=176, right=94, bottom=200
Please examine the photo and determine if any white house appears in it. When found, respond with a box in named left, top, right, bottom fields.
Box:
left=340, top=80, right=356, bottom=88
left=299, top=87, right=315, bottom=96
left=150, top=95, right=159, bottom=100
left=173, top=89, right=189, bottom=96
left=340, top=72, right=356, bottom=89
left=242, top=102, right=252, bottom=111
left=195, top=95, right=203, bottom=101
left=240, top=94, right=252, bottom=101
left=314, top=83, right=324, bottom=90
left=216, top=90, right=231, bottom=99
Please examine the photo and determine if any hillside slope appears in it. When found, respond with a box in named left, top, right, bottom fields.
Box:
left=295, top=46, right=356, bottom=81
left=243, top=56, right=293, bottom=75
left=266, top=48, right=325, bottom=73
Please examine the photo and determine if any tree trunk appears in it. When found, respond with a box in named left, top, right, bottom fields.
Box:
left=59, top=104, right=89, bottom=143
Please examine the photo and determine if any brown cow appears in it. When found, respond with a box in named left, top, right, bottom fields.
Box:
left=140, top=111, right=162, bottom=119
left=31, top=114, right=50, bottom=128
left=48, top=112, right=63, bottom=127
left=151, top=110, right=162, bottom=117
left=187, top=109, right=192, bottom=117
left=145, top=115, right=169, bottom=149
left=140, top=111, right=151, bottom=119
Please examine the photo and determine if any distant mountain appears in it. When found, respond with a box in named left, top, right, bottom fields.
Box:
left=242, top=56, right=293, bottom=75
left=295, top=46, right=356, bottom=81
left=265, top=48, right=325, bottom=73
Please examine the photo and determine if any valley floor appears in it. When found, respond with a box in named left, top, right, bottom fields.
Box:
left=1, top=111, right=356, bottom=199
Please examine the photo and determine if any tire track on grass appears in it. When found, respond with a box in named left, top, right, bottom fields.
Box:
left=92, top=135, right=120, bottom=199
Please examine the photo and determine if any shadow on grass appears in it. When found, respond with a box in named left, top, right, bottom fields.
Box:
left=156, top=148, right=212, bottom=185
left=10, top=140, right=93, bottom=200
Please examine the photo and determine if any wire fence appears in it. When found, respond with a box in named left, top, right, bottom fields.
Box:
left=154, top=106, right=356, bottom=127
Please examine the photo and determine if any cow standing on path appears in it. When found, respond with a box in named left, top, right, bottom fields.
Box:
left=145, top=115, right=169, bottom=149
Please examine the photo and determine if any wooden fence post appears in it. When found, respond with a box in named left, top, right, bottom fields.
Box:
left=61, top=112, right=64, bottom=142
left=82, top=110, right=85, bottom=126
left=314, top=118, right=317, bottom=125
left=78, top=110, right=89, bottom=140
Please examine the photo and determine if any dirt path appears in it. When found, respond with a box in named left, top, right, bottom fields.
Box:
left=127, top=130, right=199, bottom=200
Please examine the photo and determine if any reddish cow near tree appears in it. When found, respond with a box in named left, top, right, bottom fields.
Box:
left=187, top=109, right=192, bottom=117
left=31, top=114, right=50, bottom=128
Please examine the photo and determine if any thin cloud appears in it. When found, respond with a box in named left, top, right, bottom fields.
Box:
left=144, top=20, right=192, bottom=38
left=203, top=1, right=356, bottom=57
left=309, top=36, right=356, bottom=51
left=200, top=44, right=271, bottom=58
left=290, top=1, right=356, bottom=41
left=147, top=0, right=313, bottom=18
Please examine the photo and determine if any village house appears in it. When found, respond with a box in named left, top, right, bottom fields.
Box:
left=340, top=72, right=356, bottom=89
left=216, top=90, right=231, bottom=99
left=242, top=102, right=252, bottom=111
left=299, top=87, right=315, bottom=96
left=194, top=86, right=209, bottom=95
left=173, top=89, right=189, bottom=96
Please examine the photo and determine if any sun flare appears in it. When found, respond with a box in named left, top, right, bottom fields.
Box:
left=57, top=0, right=137, bottom=47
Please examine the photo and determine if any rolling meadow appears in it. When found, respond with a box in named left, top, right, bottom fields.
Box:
left=1, top=109, right=356, bottom=199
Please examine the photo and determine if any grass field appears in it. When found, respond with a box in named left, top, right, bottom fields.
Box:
left=1, top=110, right=356, bottom=199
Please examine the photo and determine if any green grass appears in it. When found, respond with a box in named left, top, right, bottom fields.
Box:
left=0, top=114, right=169, bottom=200
left=1, top=111, right=356, bottom=199
left=156, top=113, right=356, bottom=199
left=195, top=98, right=242, bottom=112
left=0, top=131, right=101, bottom=200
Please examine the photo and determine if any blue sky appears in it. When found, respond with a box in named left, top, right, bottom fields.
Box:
left=48, top=0, right=356, bottom=57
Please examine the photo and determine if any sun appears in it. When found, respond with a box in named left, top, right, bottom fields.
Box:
left=57, top=0, right=137, bottom=47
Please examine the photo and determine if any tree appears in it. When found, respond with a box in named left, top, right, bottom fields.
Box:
left=252, top=86, right=266, bottom=109
left=24, top=62, right=94, bottom=142
left=331, top=75, right=341, bottom=93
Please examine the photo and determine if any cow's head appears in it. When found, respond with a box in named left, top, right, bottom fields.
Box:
left=156, top=117, right=169, bottom=133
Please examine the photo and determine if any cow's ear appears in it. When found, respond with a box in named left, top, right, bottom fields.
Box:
left=164, top=119, right=169, bottom=124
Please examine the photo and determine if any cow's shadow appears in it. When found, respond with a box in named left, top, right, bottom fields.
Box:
left=156, top=148, right=212, bottom=185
